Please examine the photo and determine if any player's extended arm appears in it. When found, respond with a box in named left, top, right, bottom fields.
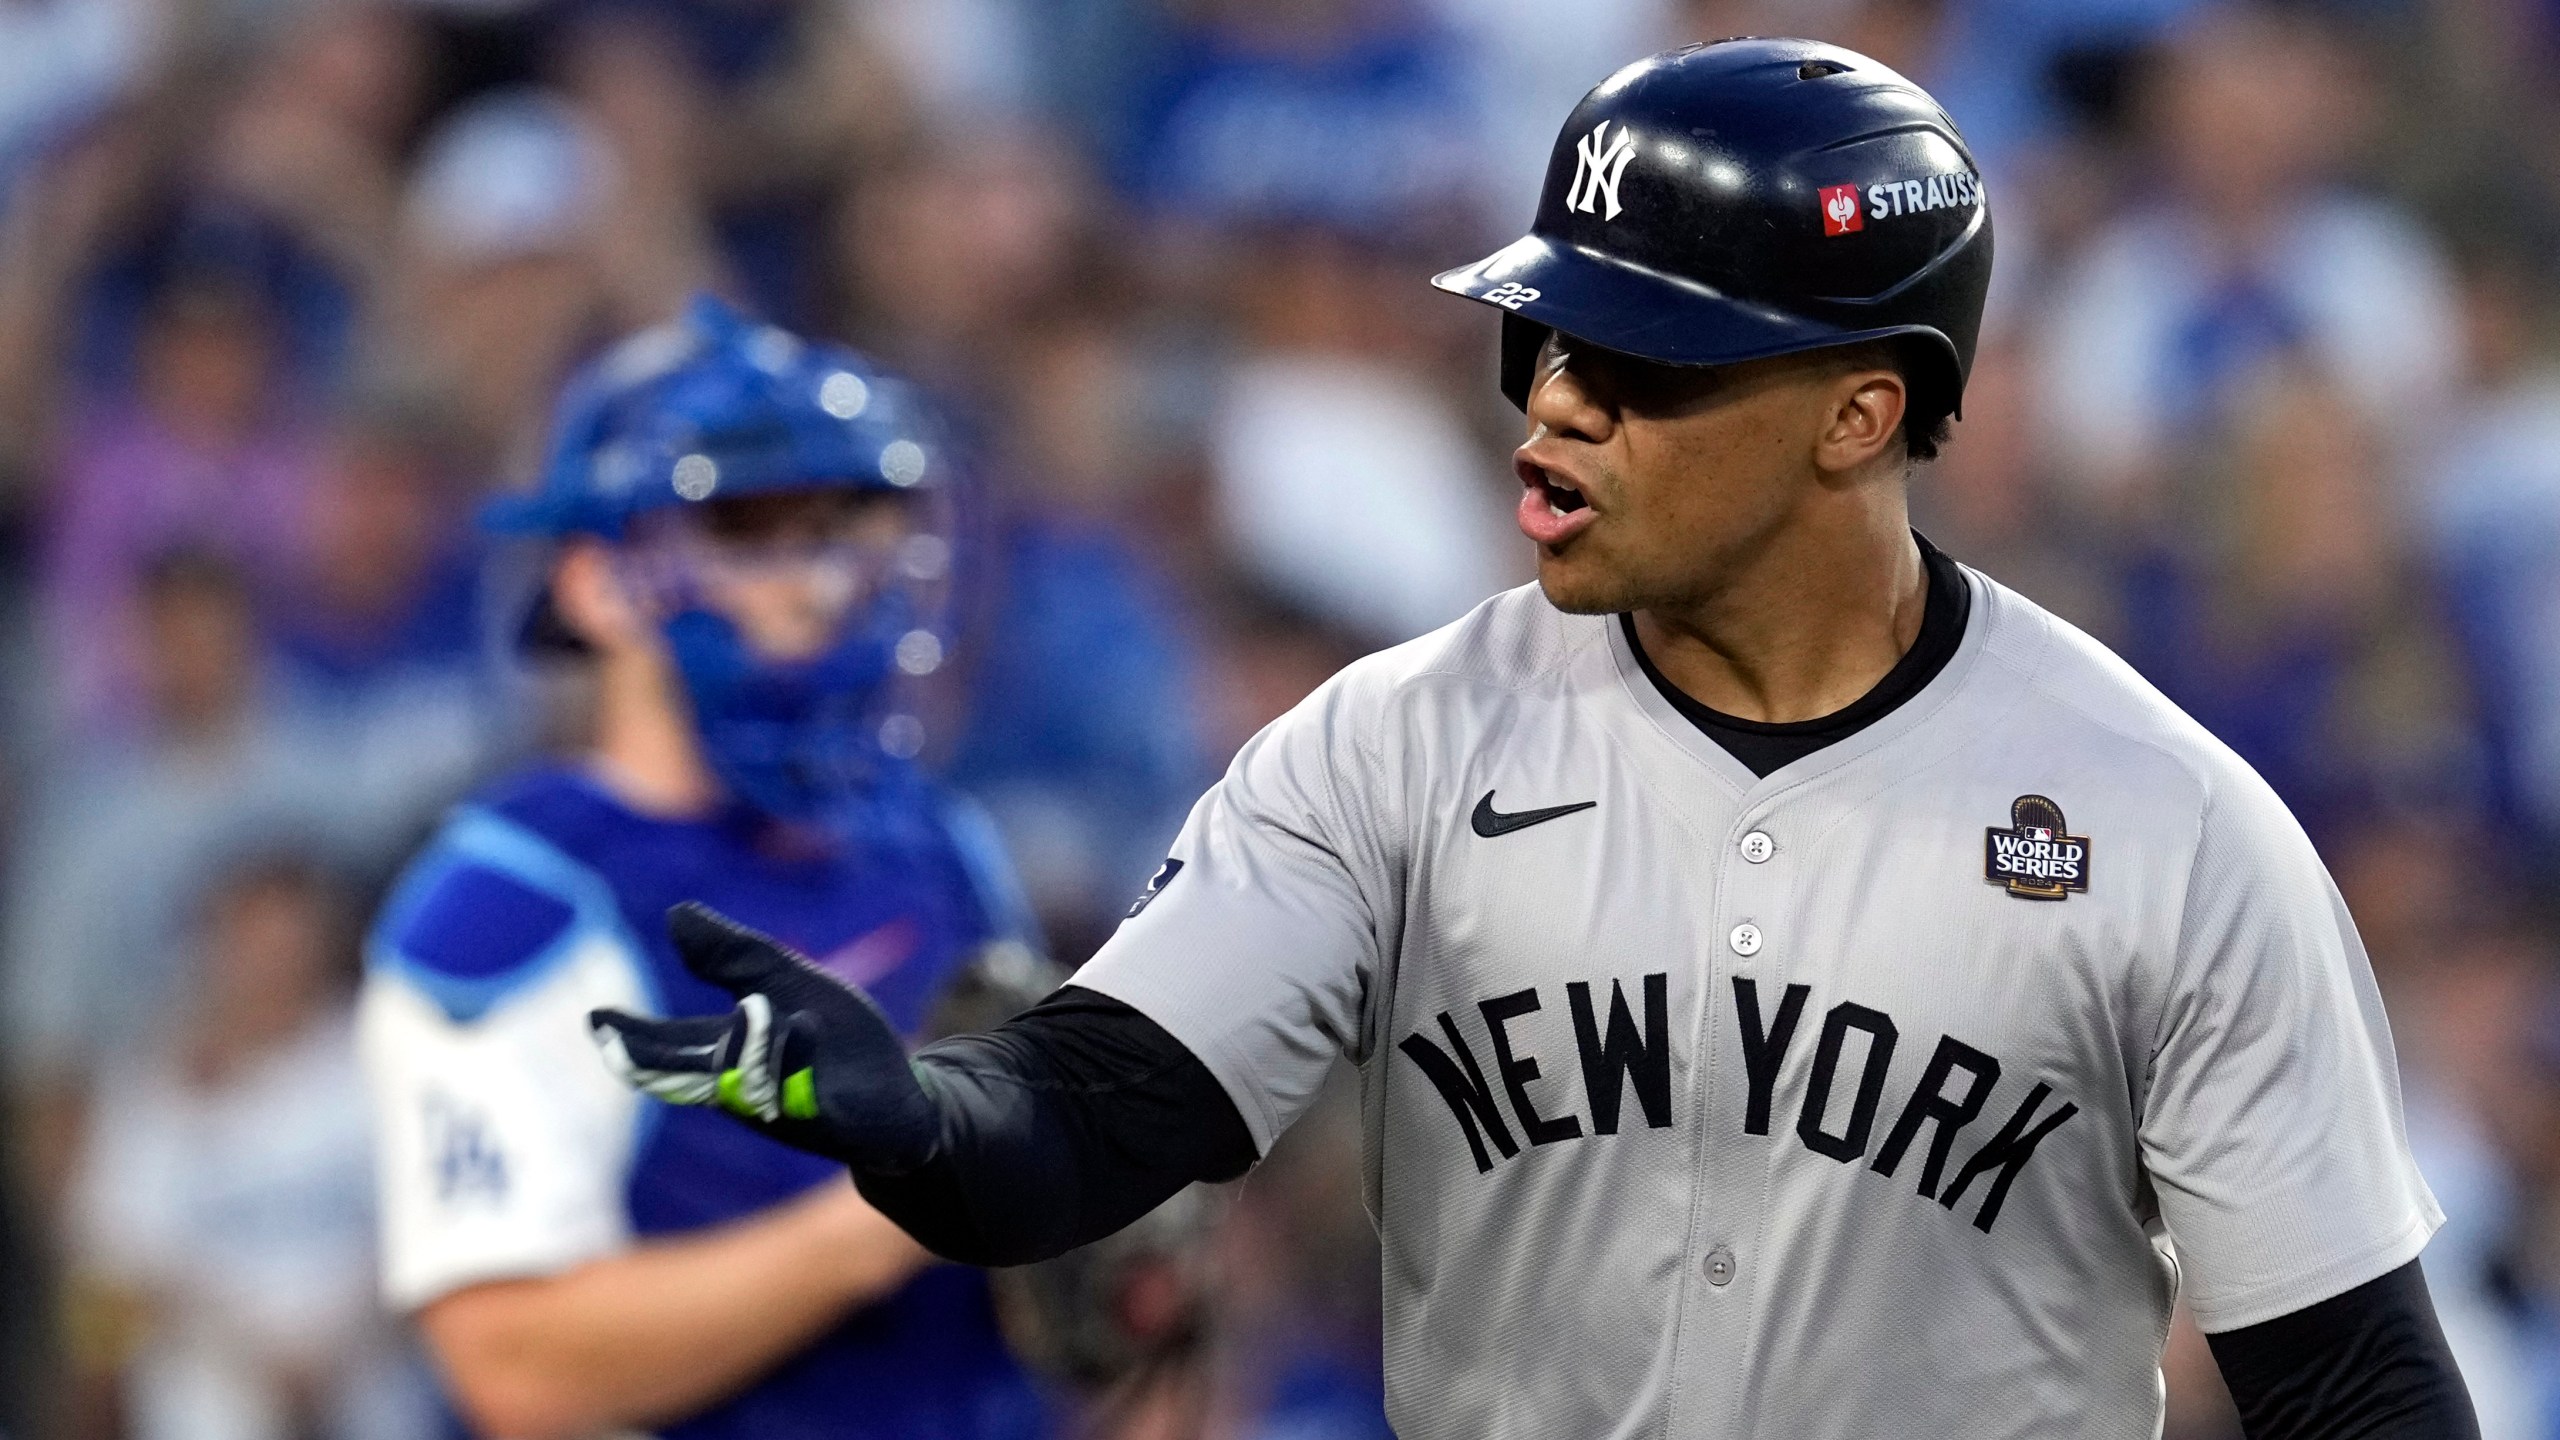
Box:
left=589, top=904, right=1257, bottom=1266
left=418, top=1177, right=924, bottom=1440
left=2206, top=1261, right=2478, bottom=1440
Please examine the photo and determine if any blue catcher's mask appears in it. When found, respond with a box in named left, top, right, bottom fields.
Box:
left=489, top=295, right=959, bottom=828
left=663, top=607, right=900, bottom=818
left=613, top=493, right=955, bottom=825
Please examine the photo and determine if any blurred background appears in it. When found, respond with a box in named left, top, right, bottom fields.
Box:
left=0, top=0, right=2557, bottom=1434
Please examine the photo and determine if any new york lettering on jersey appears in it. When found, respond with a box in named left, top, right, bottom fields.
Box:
left=1396, top=965, right=2075, bottom=1235
left=1077, top=570, right=2438, bottom=1440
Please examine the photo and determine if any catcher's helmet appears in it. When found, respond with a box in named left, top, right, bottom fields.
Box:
left=482, top=297, right=960, bottom=822
left=486, top=294, right=944, bottom=539
left=1432, top=38, right=1992, bottom=417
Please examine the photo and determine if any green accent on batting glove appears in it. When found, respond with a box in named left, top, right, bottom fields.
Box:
left=717, top=1067, right=755, bottom=1118
left=783, top=1068, right=819, bottom=1121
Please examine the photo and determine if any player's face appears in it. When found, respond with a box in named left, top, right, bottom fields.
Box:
left=628, top=488, right=929, bottom=662
left=1511, top=335, right=1895, bottom=615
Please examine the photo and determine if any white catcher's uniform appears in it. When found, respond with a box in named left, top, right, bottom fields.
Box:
left=1076, top=568, right=2440, bottom=1439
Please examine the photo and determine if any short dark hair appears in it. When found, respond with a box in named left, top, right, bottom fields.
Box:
left=1904, top=398, right=1956, bottom=465
left=1832, top=337, right=1957, bottom=465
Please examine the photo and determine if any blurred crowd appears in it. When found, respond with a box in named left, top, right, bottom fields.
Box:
left=1, top=0, right=2559, bottom=1435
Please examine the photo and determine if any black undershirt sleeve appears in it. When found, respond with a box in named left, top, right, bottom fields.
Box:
left=850, top=984, right=1258, bottom=1267
left=2206, top=1261, right=2479, bottom=1440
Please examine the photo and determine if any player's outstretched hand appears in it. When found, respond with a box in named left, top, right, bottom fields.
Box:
left=588, top=902, right=942, bottom=1173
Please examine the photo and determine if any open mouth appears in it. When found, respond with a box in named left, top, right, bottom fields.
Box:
left=1518, top=458, right=1590, bottom=516
left=1514, top=456, right=1599, bottom=547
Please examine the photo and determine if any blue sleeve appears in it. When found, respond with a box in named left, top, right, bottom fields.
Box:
left=370, top=808, right=655, bottom=1024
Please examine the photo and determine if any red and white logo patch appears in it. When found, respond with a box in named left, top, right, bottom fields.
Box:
left=1819, top=183, right=1863, bottom=236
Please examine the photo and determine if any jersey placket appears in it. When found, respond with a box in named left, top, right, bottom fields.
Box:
left=1660, top=790, right=1798, bottom=1436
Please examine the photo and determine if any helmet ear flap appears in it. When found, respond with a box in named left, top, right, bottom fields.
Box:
left=1500, top=315, right=1550, bottom=412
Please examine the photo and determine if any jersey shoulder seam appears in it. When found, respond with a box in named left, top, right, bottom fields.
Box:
left=1297, top=607, right=1601, bottom=1062
left=1301, top=608, right=1599, bottom=845
left=367, top=806, right=654, bottom=1024
left=2143, top=785, right=2221, bottom=1068
left=1981, top=595, right=2219, bottom=802
left=1978, top=594, right=2216, bottom=1069
left=1391, top=603, right=1604, bottom=697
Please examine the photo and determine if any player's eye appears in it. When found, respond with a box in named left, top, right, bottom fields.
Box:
left=1547, top=337, right=1718, bottom=416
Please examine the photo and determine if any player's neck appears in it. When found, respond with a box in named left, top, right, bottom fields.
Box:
left=585, top=651, right=726, bottom=819
left=1632, top=501, right=1926, bottom=725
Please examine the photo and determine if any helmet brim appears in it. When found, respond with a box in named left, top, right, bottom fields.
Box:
left=1432, top=233, right=1959, bottom=411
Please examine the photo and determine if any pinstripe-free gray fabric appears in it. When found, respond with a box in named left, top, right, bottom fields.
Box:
left=1076, top=570, right=2439, bottom=1440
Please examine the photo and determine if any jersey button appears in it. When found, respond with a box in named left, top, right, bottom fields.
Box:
left=1704, top=1246, right=1737, bottom=1287
left=1728, top=923, right=1763, bottom=958
left=1739, top=830, right=1774, bottom=863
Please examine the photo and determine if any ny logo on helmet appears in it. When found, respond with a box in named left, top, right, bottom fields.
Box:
left=1567, top=122, right=1638, bottom=220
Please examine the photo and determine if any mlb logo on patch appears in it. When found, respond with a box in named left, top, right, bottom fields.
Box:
left=1819, top=183, right=1863, bottom=236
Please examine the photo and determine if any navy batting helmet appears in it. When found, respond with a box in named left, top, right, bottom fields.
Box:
left=1433, top=38, right=1993, bottom=420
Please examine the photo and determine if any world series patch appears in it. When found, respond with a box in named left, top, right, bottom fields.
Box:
left=1984, top=795, right=2090, bottom=900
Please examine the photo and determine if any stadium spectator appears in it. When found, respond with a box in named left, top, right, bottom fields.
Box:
left=949, top=312, right=1217, bottom=956
left=3, top=553, right=342, bottom=1206
left=1910, top=0, right=2206, bottom=177
left=265, top=398, right=516, bottom=854
left=1423, top=0, right=1672, bottom=226
left=2030, top=2, right=2461, bottom=511
left=381, top=88, right=617, bottom=476
left=1200, top=1073, right=1392, bottom=1440
left=1114, top=0, right=1479, bottom=240
left=1202, top=222, right=1520, bottom=647
left=2329, top=819, right=2547, bottom=1438
left=1906, top=332, right=2117, bottom=636
left=37, top=262, right=318, bottom=738
left=0, top=0, right=155, bottom=217
left=2423, top=245, right=2560, bottom=859
left=63, top=855, right=433, bottom=1440
left=268, top=399, right=483, bottom=705
left=216, top=6, right=428, bottom=277
left=2109, top=364, right=2474, bottom=842
left=834, top=128, right=1095, bottom=398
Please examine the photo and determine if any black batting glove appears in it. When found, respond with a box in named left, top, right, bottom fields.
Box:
left=588, top=902, right=943, bottom=1173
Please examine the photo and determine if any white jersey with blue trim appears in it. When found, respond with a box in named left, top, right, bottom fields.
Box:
left=358, top=766, right=1049, bottom=1440
left=1074, top=571, right=2441, bottom=1440
left=361, top=803, right=657, bottom=1310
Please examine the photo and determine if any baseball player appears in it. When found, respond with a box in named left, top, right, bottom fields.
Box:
left=358, top=298, right=1049, bottom=1439
left=588, top=42, right=2477, bottom=1439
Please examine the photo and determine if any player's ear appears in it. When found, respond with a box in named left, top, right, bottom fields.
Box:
left=1812, top=364, right=1907, bottom=478
left=551, top=538, right=652, bottom=651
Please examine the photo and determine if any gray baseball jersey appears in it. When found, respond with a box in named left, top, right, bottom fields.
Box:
left=1074, top=567, right=2440, bottom=1439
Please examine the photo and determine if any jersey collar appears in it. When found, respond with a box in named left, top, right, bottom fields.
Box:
left=1600, top=561, right=2002, bottom=802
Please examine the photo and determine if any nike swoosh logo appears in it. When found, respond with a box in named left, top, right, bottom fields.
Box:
left=1471, top=790, right=1597, bottom=838
left=814, top=918, right=922, bottom=988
